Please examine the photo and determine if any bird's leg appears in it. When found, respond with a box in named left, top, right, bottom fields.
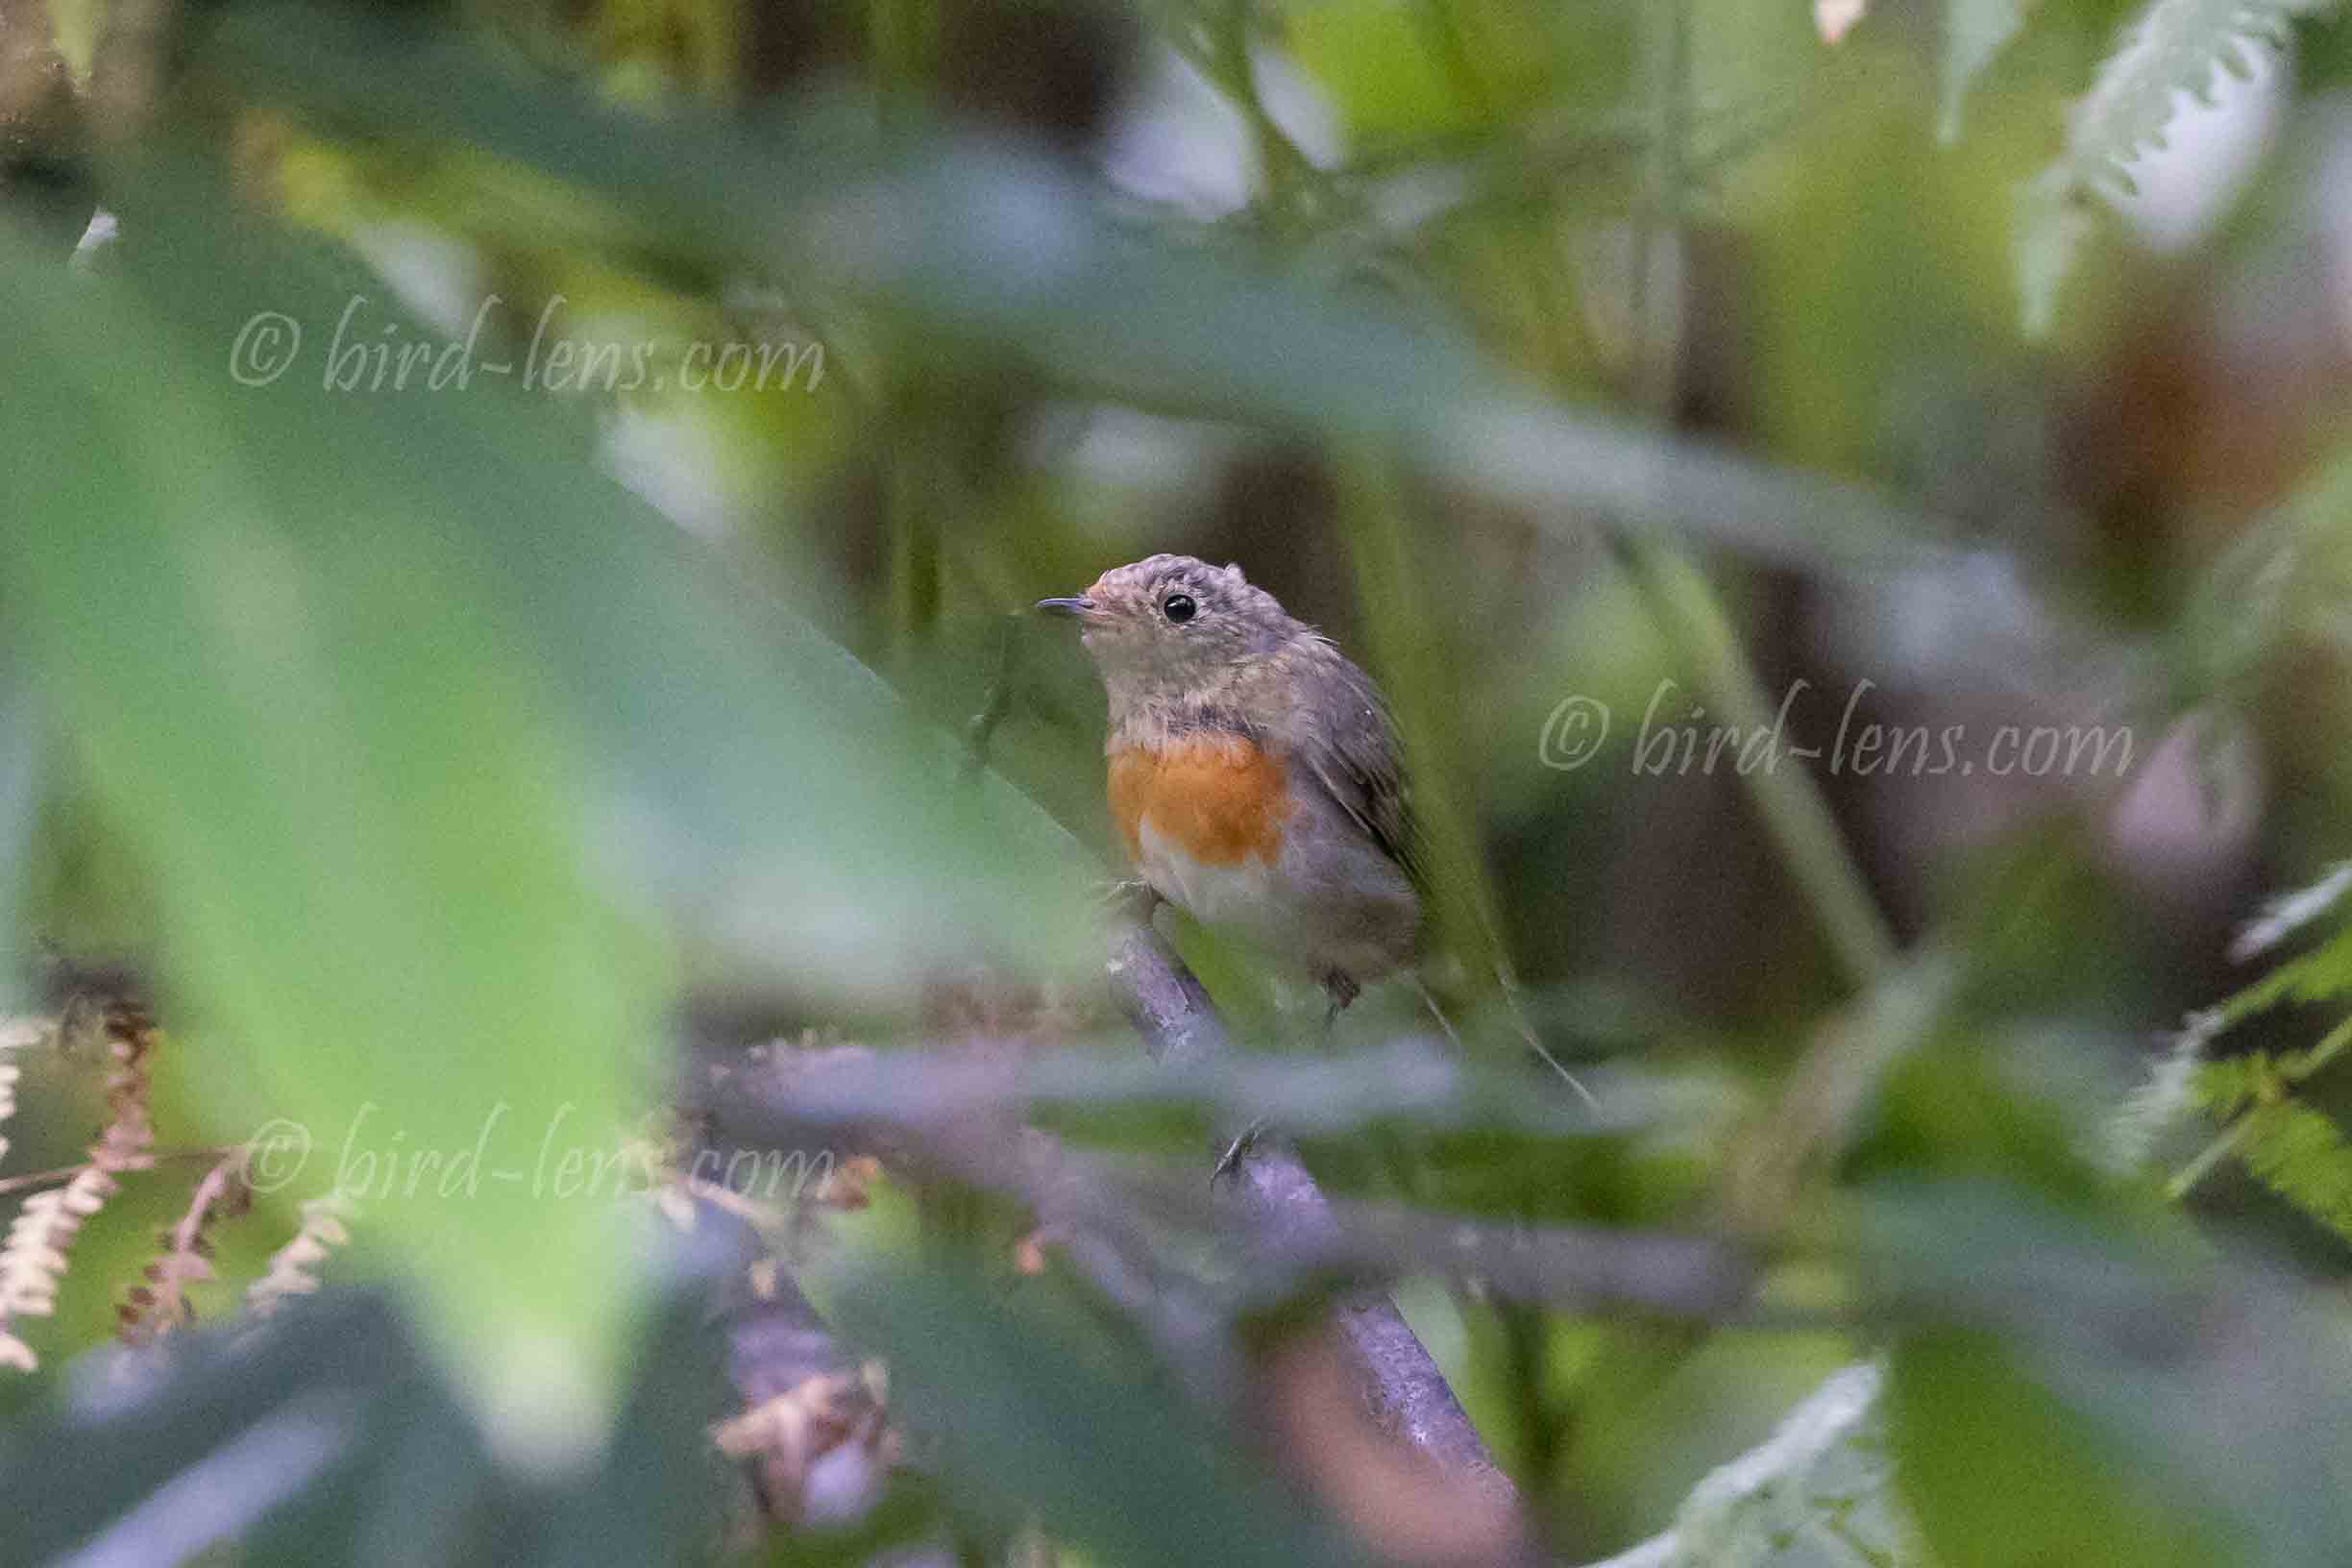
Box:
left=1220, top=971, right=1356, bottom=1186
left=1096, top=877, right=1161, bottom=921
left=1318, top=969, right=1360, bottom=1034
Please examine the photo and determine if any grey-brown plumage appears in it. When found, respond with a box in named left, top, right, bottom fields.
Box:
left=1039, top=554, right=1421, bottom=1007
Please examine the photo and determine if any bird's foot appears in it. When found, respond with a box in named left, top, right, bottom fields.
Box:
left=1096, top=878, right=1161, bottom=921
left=1212, top=1117, right=1267, bottom=1186
left=1318, top=970, right=1360, bottom=1033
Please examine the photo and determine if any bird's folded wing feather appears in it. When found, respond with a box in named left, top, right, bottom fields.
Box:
left=1287, top=649, right=1425, bottom=891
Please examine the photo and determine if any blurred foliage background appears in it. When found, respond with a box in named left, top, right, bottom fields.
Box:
left=9, top=0, right=2352, bottom=1563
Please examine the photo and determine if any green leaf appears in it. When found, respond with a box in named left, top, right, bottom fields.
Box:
left=2210, top=920, right=2352, bottom=1020
left=823, top=1253, right=1370, bottom=1568
left=0, top=205, right=650, bottom=1464
left=1889, top=1328, right=2218, bottom=1568
left=1628, top=1363, right=1923, bottom=1568
left=0, top=672, right=41, bottom=1014
left=2015, top=167, right=2103, bottom=339
left=2103, top=1015, right=2217, bottom=1169
left=0, top=1279, right=737, bottom=1567
left=2017, top=0, right=2340, bottom=333
left=2230, top=1098, right=2352, bottom=1240
left=1868, top=1180, right=2352, bottom=1568
left=0, top=146, right=1095, bottom=1458
left=0, top=1291, right=471, bottom=1564
left=517, top=1279, right=737, bottom=1568
left=1287, top=0, right=1480, bottom=147
left=2192, top=1051, right=2278, bottom=1118
left=2228, top=860, right=2352, bottom=961
left=193, top=3, right=1957, bottom=580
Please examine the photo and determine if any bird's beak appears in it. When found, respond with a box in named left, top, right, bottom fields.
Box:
left=1035, top=596, right=1097, bottom=621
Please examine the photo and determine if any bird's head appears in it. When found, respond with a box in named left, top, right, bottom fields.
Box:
left=1037, top=553, right=1300, bottom=713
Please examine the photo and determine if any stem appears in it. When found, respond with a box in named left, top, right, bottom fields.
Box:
left=869, top=0, right=937, bottom=671
left=1500, top=1298, right=1565, bottom=1511
left=1617, top=0, right=1895, bottom=992
left=1612, top=0, right=1904, bottom=1242
left=868, top=0, right=934, bottom=122
left=2165, top=1114, right=2256, bottom=1203
left=2168, top=1013, right=2352, bottom=1201
left=2290, top=1012, right=2352, bottom=1084
left=1627, top=0, right=1688, bottom=418
left=0, top=1144, right=233, bottom=1198
left=1614, top=542, right=1898, bottom=989
left=883, top=420, right=941, bottom=670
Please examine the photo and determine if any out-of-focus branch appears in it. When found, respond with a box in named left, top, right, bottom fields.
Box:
left=701, top=919, right=1762, bottom=1535
left=698, top=1031, right=1748, bottom=1321
left=1216, top=1192, right=1755, bottom=1323
left=1104, top=913, right=1518, bottom=1504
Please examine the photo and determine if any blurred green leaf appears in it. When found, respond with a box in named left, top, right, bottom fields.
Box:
left=2212, top=920, right=2352, bottom=1019
left=0, top=1292, right=451, bottom=1564
left=0, top=1276, right=738, bottom=1568
left=195, top=3, right=1960, bottom=579
left=0, top=142, right=1095, bottom=1454
left=2222, top=1097, right=2352, bottom=1239
left=1890, top=1327, right=2217, bottom=1568
left=0, top=200, right=652, bottom=1459
left=1287, top=0, right=1478, bottom=147
left=511, top=1278, right=736, bottom=1568
left=1868, top=1180, right=2352, bottom=1568
left=1619, top=1363, right=1922, bottom=1568
left=0, top=673, right=41, bottom=1014
left=756, top=1475, right=944, bottom=1567
left=1941, top=0, right=2034, bottom=142
left=824, top=1252, right=1369, bottom=1568
left=1847, top=1038, right=2109, bottom=1204
left=2016, top=0, right=2337, bottom=333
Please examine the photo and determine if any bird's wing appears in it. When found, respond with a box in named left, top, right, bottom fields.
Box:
left=1288, top=646, right=1425, bottom=891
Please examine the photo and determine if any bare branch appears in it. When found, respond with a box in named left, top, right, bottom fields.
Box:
left=1104, top=912, right=1519, bottom=1504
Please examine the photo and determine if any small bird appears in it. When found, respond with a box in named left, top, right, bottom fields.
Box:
left=1038, top=554, right=1419, bottom=1017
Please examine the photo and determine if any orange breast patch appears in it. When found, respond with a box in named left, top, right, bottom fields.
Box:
left=1108, top=736, right=1292, bottom=867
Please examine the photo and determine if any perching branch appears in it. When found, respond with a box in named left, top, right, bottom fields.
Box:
left=1104, top=912, right=1519, bottom=1503
left=699, top=1025, right=1743, bottom=1320
left=702, top=916, right=1759, bottom=1532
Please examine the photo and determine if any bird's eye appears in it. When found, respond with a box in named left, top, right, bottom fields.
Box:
left=1162, top=593, right=1197, bottom=624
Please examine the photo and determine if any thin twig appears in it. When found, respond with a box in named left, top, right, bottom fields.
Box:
left=0, top=1145, right=236, bottom=1199
left=2166, top=1011, right=2352, bottom=1201
left=1612, top=541, right=1899, bottom=990
left=2165, top=1115, right=2257, bottom=1203
left=958, top=618, right=1020, bottom=785
left=1612, top=0, right=1908, bottom=1247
